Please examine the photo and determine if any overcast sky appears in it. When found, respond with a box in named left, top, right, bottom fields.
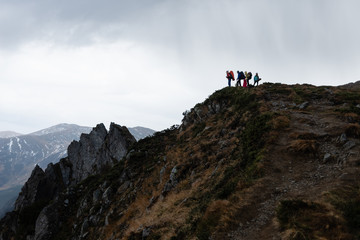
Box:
left=1, top=0, right=360, bottom=133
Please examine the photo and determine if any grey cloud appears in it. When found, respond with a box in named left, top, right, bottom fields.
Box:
left=0, top=0, right=164, bottom=48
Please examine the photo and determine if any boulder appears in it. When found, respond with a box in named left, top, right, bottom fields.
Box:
left=299, top=101, right=309, bottom=110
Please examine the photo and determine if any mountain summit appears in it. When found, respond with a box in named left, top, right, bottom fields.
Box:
left=1, top=83, right=360, bottom=240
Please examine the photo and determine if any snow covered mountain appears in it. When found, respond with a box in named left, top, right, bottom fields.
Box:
left=0, top=124, right=92, bottom=190
left=0, top=131, right=23, bottom=138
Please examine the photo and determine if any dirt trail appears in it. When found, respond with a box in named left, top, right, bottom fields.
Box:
left=229, top=99, right=360, bottom=239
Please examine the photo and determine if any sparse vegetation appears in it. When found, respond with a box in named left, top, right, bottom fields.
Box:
left=277, top=199, right=347, bottom=240
left=240, top=113, right=272, bottom=171
left=328, top=186, right=360, bottom=236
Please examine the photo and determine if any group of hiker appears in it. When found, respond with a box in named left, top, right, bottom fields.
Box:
left=226, top=70, right=261, bottom=88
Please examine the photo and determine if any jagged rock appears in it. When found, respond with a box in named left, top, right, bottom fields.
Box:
left=344, top=141, right=356, bottom=150
left=14, top=165, right=52, bottom=212
left=323, top=153, right=333, bottom=163
left=34, top=203, right=59, bottom=240
left=67, top=123, right=108, bottom=184
left=339, top=133, right=347, bottom=143
left=58, top=158, right=72, bottom=186
left=77, top=198, right=90, bottom=218
left=162, top=182, right=173, bottom=195
left=299, top=101, right=309, bottom=109
left=102, top=187, right=114, bottom=205
left=126, top=149, right=135, bottom=160
left=161, top=166, right=178, bottom=196
left=117, top=181, right=131, bottom=194
left=142, top=227, right=151, bottom=239
left=60, top=123, right=135, bottom=187
left=159, top=165, right=166, bottom=183
left=208, top=102, right=222, bottom=114
left=104, top=209, right=115, bottom=226
left=97, top=123, right=136, bottom=170
left=81, top=218, right=90, bottom=237
left=169, top=166, right=178, bottom=186
left=147, top=196, right=158, bottom=210
left=194, top=106, right=203, bottom=120
left=89, top=215, right=100, bottom=225
left=272, top=101, right=286, bottom=109
left=93, top=189, right=102, bottom=203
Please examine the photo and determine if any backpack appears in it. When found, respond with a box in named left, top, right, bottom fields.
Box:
left=240, top=71, right=245, bottom=79
left=248, top=72, right=252, bottom=80
left=230, top=71, right=235, bottom=80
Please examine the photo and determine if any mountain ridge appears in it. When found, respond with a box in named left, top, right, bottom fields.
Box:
left=1, top=83, right=360, bottom=239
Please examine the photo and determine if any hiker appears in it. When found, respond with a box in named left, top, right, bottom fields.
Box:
left=226, top=71, right=232, bottom=87
left=227, top=70, right=235, bottom=87
left=254, top=73, right=261, bottom=86
left=247, top=72, right=252, bottom=86
left=243, top=74, right=248, bottom=87
left=236, top=71, right=241, bottom=87
left=237, top=71, right=245, bottom=87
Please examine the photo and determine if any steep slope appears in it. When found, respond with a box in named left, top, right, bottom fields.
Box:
left=1, top=84, right=360, bottom=240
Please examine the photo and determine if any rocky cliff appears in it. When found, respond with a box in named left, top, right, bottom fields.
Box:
left=0, top=123, right=136, bottom=240
left=1, top=83, right=360, bottom=240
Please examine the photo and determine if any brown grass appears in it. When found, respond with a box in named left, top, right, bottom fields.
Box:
left=344, top=112, right=360, bottom=122
left=288, top=140, right=318, bottom=155
left=272, top=115, right=290, bottom=130
left=289, top=132, right=319, bottom=140
left=277, top=200, right=352, bottom=240
left=345, top=123, right=360, bottom=138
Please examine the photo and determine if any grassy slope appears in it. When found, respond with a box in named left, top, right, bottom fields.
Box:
left=49, top=84, right=360, bottom=240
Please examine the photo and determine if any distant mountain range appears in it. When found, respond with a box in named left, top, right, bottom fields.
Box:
left=0, top=123, right=155, bottom=218
left=0, top=131, right=23, bottom=138
left=0, top=123, right=92, bottom=190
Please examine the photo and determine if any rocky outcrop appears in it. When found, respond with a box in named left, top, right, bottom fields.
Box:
left=0, top=123, right=136, bottom=240
left=65, top=123, right=108, bottom=185
left=14, top=165, right=47, bottom=212
left=58, top=123, right=136, bottom=186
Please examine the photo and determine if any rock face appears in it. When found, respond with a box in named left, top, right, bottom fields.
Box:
left=60, top=123, right=136, bottom=186
left=0, top=123, right=135, bottom=240
left=65, top=123, right=108, bottom=184
left=14, top=165, right=46, bottom=212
